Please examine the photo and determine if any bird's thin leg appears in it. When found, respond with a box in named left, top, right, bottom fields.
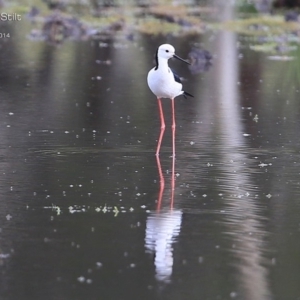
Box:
left=171, top=98, right=176, bottom=158
left=156, top=98, right=165, bottom=156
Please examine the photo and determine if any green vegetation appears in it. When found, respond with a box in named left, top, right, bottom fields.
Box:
left=1, top=0, right=300, bottom=53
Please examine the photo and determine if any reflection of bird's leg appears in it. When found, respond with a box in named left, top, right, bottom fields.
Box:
left=156, top=155, right=165, bottom=212
left=171, top=153, right=175, bottom=210
left=156, top=98, right=165, bottom=156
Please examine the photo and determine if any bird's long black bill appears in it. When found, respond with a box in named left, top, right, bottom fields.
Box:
left=173, top=54, right=191, bottom=65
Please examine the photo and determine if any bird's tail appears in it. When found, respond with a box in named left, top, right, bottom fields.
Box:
left=183, top=91, right=194, bottom=99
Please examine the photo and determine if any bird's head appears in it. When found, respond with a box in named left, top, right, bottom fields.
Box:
left=157, top=44, right=176, bottom=59
left=157, top=44, right=190, bottom=64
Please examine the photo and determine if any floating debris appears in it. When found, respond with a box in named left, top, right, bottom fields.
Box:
left=6, top=214, right=12, bottom=221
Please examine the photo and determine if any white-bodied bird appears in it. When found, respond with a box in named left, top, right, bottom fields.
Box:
left=147, top=44, right=193, bottom=157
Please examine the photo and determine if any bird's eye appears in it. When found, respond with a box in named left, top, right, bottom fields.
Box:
left=166, top=50, right=169, bottom=53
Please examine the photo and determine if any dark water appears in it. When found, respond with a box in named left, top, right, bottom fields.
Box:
left=1, top=18, right=300, bottom=300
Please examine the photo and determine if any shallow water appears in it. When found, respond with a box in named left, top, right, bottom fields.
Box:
left=1, top=15, right=300, bottom=300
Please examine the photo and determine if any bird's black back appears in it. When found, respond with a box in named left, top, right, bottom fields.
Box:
left=171, top=69, right=181, bottom=83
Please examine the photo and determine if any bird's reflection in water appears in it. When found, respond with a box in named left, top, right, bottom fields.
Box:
left=145, top=156, right=182, bottom=283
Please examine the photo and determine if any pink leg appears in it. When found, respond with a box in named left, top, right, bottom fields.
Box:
left=156, top=98, right=165, bottom=156
left=170, top=98, right=176, bottom=209
left=171, top=98, right=176, bottom=158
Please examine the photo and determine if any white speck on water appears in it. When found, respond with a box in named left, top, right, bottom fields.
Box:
left=99, top=42, right=108, bottom=47
left=96, top=76, right=102, bottom=80
left=130, top=263, right=136, bottom=268
left=86, top=279, right=93, bottom=284
left=77, top=276, right=85, bottom=283
left=243, top=133, right=251, bottom=136
left=266, top=194, right=272, bottom=198
left=190, top=141, right=195, bottom=145
left=230, top=292, right=237, bottom=298
left=8, top=112, right=14, bottom=115
left=202, top=194, right=207, bottom=197
left=64, top=131, right=69, bottom=134
left=96, top=262, right=103, bottom=268
left=198, top=257, right=204, bottom=263
left=6, top=214, right=12, bottom=221
left=141, top=205, right=146, bottom=209
left=258, top=162, right=269, bottom=167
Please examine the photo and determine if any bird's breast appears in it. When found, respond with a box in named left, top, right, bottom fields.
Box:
left=147, top=68, right=182, bottom=99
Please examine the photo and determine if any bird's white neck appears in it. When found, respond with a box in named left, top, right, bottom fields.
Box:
left=156, top=57, right=170, bottom=70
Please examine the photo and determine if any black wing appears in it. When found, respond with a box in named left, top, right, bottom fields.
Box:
left=170, top=69, right=182, bottom=83
left=183, top=91, right=194, bottom=98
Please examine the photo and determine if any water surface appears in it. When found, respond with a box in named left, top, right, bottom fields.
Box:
left=1, top=17, right=300, bottom=300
